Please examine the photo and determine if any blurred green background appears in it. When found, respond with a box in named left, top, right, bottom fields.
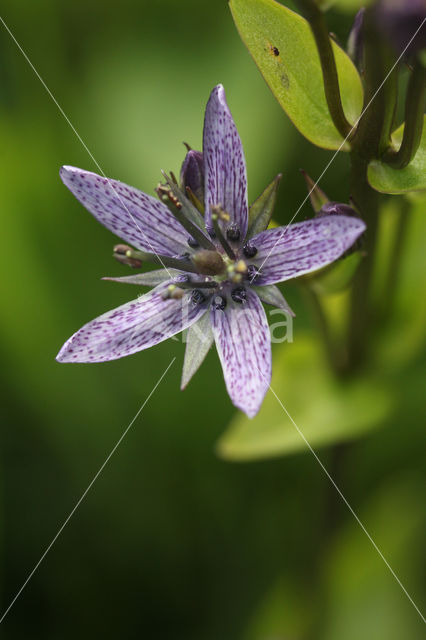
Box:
left=0, top=0, right=425, bottom=638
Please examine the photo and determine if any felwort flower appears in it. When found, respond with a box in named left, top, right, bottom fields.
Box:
left=57, top=85, right=366, bottom=417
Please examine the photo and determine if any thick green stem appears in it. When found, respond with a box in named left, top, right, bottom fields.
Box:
left=346, top=153, right=379, bottom=370
left=351, top=10, right=397, bottom=158
left=295, top=0, right=352, bottom=139
left=383, top=60, right=426, bottom=168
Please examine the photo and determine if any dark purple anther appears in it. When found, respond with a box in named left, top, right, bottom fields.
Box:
left=212, top=294, right=227, bottom=310
left=180, top=150, right=204, bottom=202
left=243, top=242, right=258, bottom=258
left=247, top=265, right=261, bottom=283
left=226, top=223, right=241, bottom=242
left=191, top=289, right=206, bottom=306
left=231, top=286, right=247, bottom=303
left=187, top=236, right=199, bottom=248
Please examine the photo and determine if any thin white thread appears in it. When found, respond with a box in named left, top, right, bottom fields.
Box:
left=0, top=15, right=176, bottom=279
left=255, top=18, right=426, bottom=277
left=0, top=357, right=176, bottom=624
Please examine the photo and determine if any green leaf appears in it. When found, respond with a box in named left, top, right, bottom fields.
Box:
left=216, top=335, right=393, bottom=461
left=247, top=173, right=282, bottom=238
left=367, top=116, right=426, bottom=194
left=230, top=0, right=363, bottom=150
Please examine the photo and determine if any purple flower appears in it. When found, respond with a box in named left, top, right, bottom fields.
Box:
left=375, top=0, right=426, bottom=58
left=57, top=85, right=366, bottom=418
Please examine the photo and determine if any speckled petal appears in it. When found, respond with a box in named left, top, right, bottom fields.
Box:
left=60, top=166, right=190, bottom=257
left=251, top=215, right=366, bottom=285
left=211, top=289, right=271, bottom=418
left=56, top=283, right=207, bottom=363
left=203, top=85, right=248, bottom=238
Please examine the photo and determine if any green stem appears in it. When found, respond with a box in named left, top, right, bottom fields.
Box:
left=294, top=0, right=352, bottom=139
left=351, top=10, right=397, bottom=158
left=346, top=153, right=379, bottom=370
left=383, top=60, right=426, bottom=168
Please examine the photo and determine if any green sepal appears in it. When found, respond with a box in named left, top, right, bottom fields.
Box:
left=253, top=284, right=295, bottom=316
left=229, top=0, right=363, bottom=150
left=102, top=269, right=177, bottom=287
left=247, top=174, right=282, bottom=238
left=367, top=116, right=426, bottom=194
left=181, top=312, right=214, bottom=390
left=300, top=169, right=329, bottom=213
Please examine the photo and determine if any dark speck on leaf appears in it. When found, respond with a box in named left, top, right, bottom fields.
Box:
left=272, top=46, right=279, bottom=56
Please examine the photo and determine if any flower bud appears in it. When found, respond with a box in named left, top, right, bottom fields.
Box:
left=318, top=202, right=358, bottom=217
left=347, top=8, right=365, bottom=72
left=374, top=0, right=426, bottom=58
left=180, top=150, right=204, bottom=203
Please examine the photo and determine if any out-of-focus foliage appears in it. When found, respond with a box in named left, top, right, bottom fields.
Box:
left=230, top=0, right=364, bottom=149
left=0, top=1, right=424, bottom=638
left=368, top=116, right=426, bottom=193
left=217, top=333, right=393, bottom=460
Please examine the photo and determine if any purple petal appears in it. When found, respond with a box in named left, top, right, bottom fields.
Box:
left=203, top=85, right=248, bottom=238
left=251, top=215, right=366, bottom=285
left=56, top=283, right=207, bottom=363
left=60, top=166, right=190, bottom=257
left=211, top=289, right=271, bottom=418
left=180, top=150, right=204, bottom=203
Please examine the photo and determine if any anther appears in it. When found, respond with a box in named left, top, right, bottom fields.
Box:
left=243, top=242, right=258, bottom=258
left=247, top=264, right=261, bottom=282
left=212, top=295, right=227, bottom=311
left=226, top=223, right=240, bottom=242
left=191, top=289, right=206, bottom=306
left=231, top=286, right=247, bottom=304
left=187, top=237, right=199, bottom=248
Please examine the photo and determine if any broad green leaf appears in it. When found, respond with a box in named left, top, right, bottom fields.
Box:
left=230, top=0, right=364, bottom=150
left=247, top=173, right=282, bottom=238
left=216, top=335, right=392, bottom=461
left=367, top=116, right=426, bottom=194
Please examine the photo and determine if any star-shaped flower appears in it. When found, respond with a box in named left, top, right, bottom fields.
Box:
left=57, top=85, right=366, bottom=417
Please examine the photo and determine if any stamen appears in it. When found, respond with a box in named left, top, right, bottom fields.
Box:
left=211, top=212, right=236, bottom=260
left=185, top=186, right=205, bottom=214
left=157, top=180, right=215, bottom=252
left=176, top=280, right=217, bottom=290
left=113, top=246, right=200, bottom=273
left=231, top=286, right=247, bottom=303
left=187, top=236, right=199, bottom=248
left=247, top=264, right=261, bottom=283
left=113, top=244, right=143, bottom=268
left=243, top=242, right=258, bottom=258
left=226, top=223, right=241, bottom=242
left=212, top=295, right=227, bottom=311
left=162, top=284, right=184, bottom=300
left=191, top=289, right=207, bottom=306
